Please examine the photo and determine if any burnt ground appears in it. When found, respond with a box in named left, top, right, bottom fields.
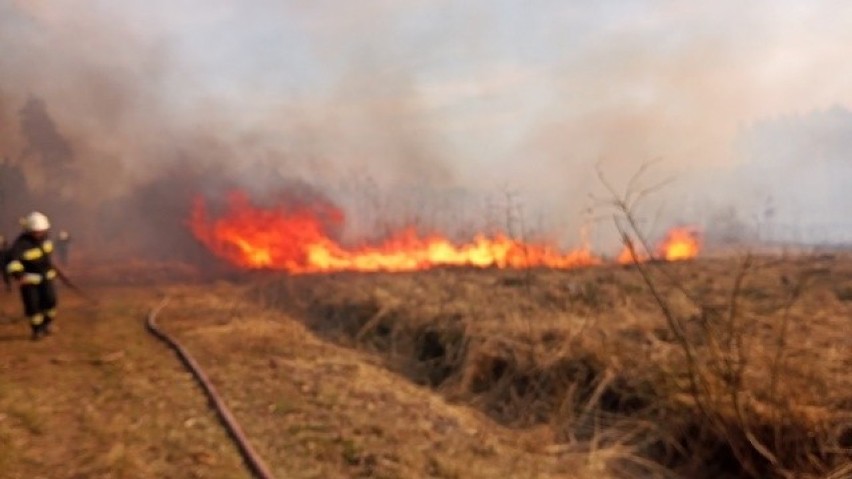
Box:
left=0, top=281, right=606, bottom=479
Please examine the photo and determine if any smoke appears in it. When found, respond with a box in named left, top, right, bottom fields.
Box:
left=1, top=1, right=851, bottom=263
left=518, top=3, right=852, bottom=245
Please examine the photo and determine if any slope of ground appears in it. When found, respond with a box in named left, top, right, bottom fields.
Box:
left=0, top=281, right=621, bottom=478
left=253, top=255, right=852, bottom=479
left=153, top=283, right=620, bottom=479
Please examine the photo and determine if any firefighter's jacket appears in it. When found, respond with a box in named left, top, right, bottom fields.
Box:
left=5, top=233, right=57, bottom=285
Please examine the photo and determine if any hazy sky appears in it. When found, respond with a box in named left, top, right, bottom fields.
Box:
left=2, top=0, right=852, bottom=242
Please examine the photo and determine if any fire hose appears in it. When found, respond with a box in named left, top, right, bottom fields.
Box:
left=146, top=298, right=276, bottom=479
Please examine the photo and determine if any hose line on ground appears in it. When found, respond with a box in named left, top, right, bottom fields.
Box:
left=146, top=297, right=275, bottom=479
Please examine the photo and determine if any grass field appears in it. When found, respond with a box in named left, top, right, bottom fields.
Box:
left=254, top=254, right=852, bottom=478
left=0, top=282, right=607, bottom=478
left=0, top=255, right=849, bottom=478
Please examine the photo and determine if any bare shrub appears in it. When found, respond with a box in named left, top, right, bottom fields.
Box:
left=595, top=163, right=848, bottom=478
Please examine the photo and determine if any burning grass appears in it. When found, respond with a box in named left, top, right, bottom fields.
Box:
left=252, top=255, right=852, bottom=479
left=189, top=189, right=697, bottom=273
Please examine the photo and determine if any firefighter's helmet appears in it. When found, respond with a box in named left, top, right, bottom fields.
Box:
left=22, top=211, right=50, bottom=232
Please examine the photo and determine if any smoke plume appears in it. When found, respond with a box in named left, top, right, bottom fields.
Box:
left=1, top=1, right=851, bottom=264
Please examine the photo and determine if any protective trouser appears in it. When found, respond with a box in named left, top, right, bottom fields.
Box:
left=20, top=280, right=57, bottom=338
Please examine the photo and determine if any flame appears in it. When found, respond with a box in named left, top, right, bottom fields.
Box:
left=617, top=243, right=649, bottom=264
left=658, top=227, right=701, bottom=261
left=190, top=192, right=701, bottom=272
left=189, top=192, right=601, bottom=273
left=617, top=227, right=701, bottom=264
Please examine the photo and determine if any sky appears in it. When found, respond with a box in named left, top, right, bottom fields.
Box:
left=2, top=0, right=852, bottom=245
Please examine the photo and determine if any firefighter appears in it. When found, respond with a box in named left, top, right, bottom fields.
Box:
left=5, top=212, right=60, bottom=340
left=56, top=230, right=71, bottom=265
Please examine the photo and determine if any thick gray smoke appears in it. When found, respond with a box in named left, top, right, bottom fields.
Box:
left=1, top=1, right=851, bottom=264
left=0, top=1, right=469, bottom=261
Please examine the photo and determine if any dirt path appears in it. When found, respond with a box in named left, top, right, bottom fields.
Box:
left=0, top=286, right=250, bottom=478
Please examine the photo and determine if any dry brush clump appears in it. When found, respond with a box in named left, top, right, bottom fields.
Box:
left=250, top=257, right=851, bottom=479
left=595, top=163, right=851, bottom=478
left=621, top=255, right=850, bottom=478
left=590, top=161, right=850, bottom=477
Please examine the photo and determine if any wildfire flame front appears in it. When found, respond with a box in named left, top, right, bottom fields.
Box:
left=190, top=192, right=700, bottom=273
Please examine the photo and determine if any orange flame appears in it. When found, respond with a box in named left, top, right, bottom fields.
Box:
left=657, top=227, right=701, bottom=261
left=616, top=242, right=649, bottom=264
left=617, top=227, right=701, bottom=264
left=189, top=192, right=601, bottom=273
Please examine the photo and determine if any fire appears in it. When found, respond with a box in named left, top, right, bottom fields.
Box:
left=189, top=192, right=601, bottom=273
left=190, top=192, right=701, bottom=273
left=657, top=227, right=701, bottom=261
left=617, top=243, right=649, bottom=264
left=616, top=227, right=701, bottom=264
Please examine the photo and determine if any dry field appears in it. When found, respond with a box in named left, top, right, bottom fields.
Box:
left=0, top=254, right=849, bottom=478
left=254, top=254, right=852, bottom=479
left=0, top=281, right=609, bottom=478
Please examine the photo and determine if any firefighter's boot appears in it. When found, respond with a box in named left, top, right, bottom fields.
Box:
left=29, top=314, right=45, bottom=341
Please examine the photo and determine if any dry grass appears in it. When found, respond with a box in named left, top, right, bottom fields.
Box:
left=1, top=255, right=847, bottom=478
left=253, top=254, right=852, bottom=478
left=0, top=278, right=630, bottom=478
left=161, top=282, right=624, bottom=479
left=0, top=287, right=250, bottom=478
